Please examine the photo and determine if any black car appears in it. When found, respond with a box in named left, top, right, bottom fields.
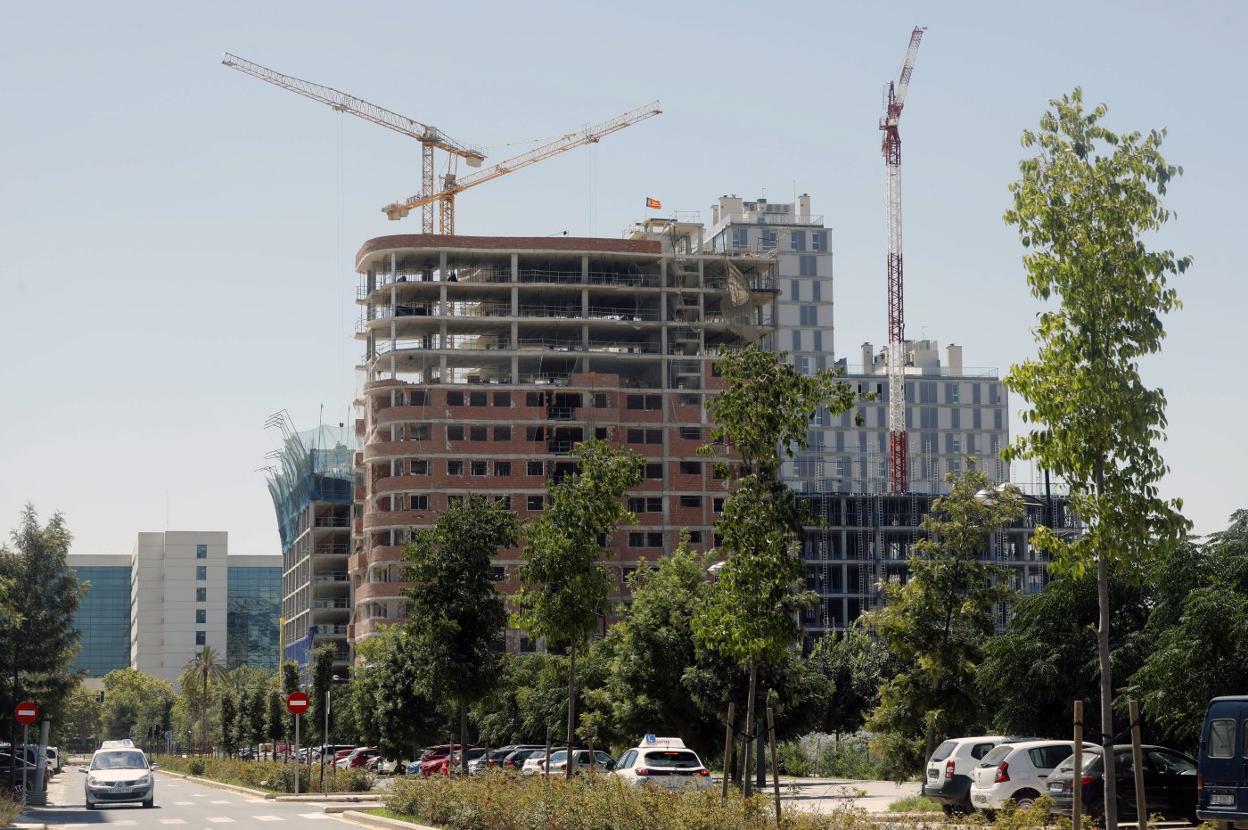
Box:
left=500, top=747, right=544, bottom=771
left=1046, top=744, right=1198, bottom=824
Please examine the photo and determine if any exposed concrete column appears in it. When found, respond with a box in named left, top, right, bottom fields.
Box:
left=390, top=254, right=398, bottom=381
left=439, top=251, right=448, bottom=281
left=511, top=253, right=519, bottom=283
left=439, top=283, right=448, bottom=318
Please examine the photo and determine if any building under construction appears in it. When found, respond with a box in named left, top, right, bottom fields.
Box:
left=349, top=233, right=777, bottom=651
left=797, top=490, right=1076, bottom=647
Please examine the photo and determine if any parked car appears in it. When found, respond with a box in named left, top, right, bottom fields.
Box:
left=0, top=753, right=45, bottom=795
left=1046, top=744, right=1198, bottom=824
left=423, top=747, right=485, bottom=776
left=970, top=740, right=1094, bottom=813
left=923, top=735, right=1019, bottom=815
left=521, top=748, right=561, bottom=775
left=84, top=746, right=156, bottom=809
left=546, top=749, right=615, bottom=776
left=337, top=747, right=382, bottom=769
left=614, top=738, right=712, bottom=791
left=47, top=747, right=61, bottom=774
left=417, top=745, right=463, bottom=776
left=499, top=747, right=544, bottom=772
left=469, top=745, right=544, bottom=774
left=1197, top=695, right=1248, bottom=827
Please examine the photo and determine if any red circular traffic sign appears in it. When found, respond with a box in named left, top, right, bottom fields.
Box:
left=14, top=701, right=38, bottom=726
left=286, top=692, right=309, bottom=715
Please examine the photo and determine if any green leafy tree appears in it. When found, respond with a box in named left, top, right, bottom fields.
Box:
left=349, top=627, right=447, bottom=760
left=100, top=669, right=176, bottom=747
left=56, top=683, right=103, bottom=750
left=807, top=626, right=897, bottom=739
left=220, top=691, right=238, bottom=757
left=978, top=569, right=1151, bottom=739
left=248, top=686, right=267, bottom=757
left=863, top=468, right=1022, bottom=778
left=307, top=643, right=337, bottom=748
left=280, top=660, right=300, bottom=756
left=471, top=651, right=595, bottom=748
left=1003, top=87, right=1190, bottom=830
left=266, top=683, right=285, bottom=760
left=514, top=439, right=643, bottom=778
left=691, top=344, right=858, bottom=795
left=0, top=505, right=85, bottom=761
left=404, top=495, right=518, bottom=772
left=1125, top=510, right=1248, bottom=750
left=179, top=647, right=226, bottom=754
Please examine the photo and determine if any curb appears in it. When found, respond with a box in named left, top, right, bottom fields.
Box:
left=273, top=794, right=382, bottom=803
left=339, top=809, right=439, bottom=830
left=155, top=769, right=277, bottom=799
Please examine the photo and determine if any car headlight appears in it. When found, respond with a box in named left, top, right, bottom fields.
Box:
left=87, top=775, right=101, bottom=786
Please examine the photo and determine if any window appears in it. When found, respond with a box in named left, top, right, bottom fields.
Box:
left=797, top=356, right=810, bottom=375
left=679, top=426, right=702, bottom=440
left=789, top=230, right=806, bottom=251
left=645, top=429, right=662, bottom=444
left=471, top=460, right=488, bottom=476
left=595, top=427, right=609, bottom=440
left=526, top=391, right=543, bottom=407
left=195, top=587, right=206, bottom=602
left=645, top=463, right=663, bottom=479
left=813, top=330, right=822, bottom=352
left=407, top=389, right=429, bottom=405
left=470, top=426, right=488, bottom=441
left=411, top=459, right=430, bottom=475
left=493, top=426, right=511, bottom=441
left=195, top=630, right=206, bottom=645
left=593, top=393, right=609, bottom=408
left=447, top=425, right=464, bottom=441
left=1209, top=719, right=1236, bottom=759
left=647, top=532, right=663, bottom=547
left=789, top=279, right=800, bottom=302
left=713, top=498, right=725, bottom=513
left=627, top=429, right=644, bottom=444
left=646, top=497, right=662, bottom=512
left=495, top=495, right=511, bottom=510
left=196, top=566, right=207, bottom=581
left=812, top=280, right=821, bottom=302
left=687, top=530, right=703, bottom=544
left=628, top=532, right=645, bottom=548
left=469, top=391, right=487, bottom=407
left=732, top=227, right=748, bottom=249
left=679, top=495, right=702, bottom=508
left=491, top=566, right=505, bottom=581
left=195, top=544, right=207, bottom=559
left=626, top=395, right=644, bottom=410
left=410, top=495, right=429, bottom=510
left=488, top=461, right=509, bottom=478
left=525, top=426, right=543, bottom=441
left=761, top=229, right=777, bottom=250
left=679, top=461, right=701, bottom=475
left=493, top=391, right=511, bottom=407
left=195, top=609, right=206, bottom=624
left=527, top=495, right=544, bottom=511
left=792, top=330, right=801, bottom=352
left=447, top=459, right=464, bottom=475
left=527, top=461, right=544, bottom=476
left=446, top=391, right=464, bottom=406
left=946, top=383, right=960, bottom=404
left=799, top=305, right=817, bottom=326
left=799, top=255, right=817, bottom=277
left=406, top=424, right=431, bottom=440
left=628, top=497, right=645, bottom=513
left=811, top=230, right=826, bottom=251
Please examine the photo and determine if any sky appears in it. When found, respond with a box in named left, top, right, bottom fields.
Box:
left=1, top=1, right=1243, bottom=558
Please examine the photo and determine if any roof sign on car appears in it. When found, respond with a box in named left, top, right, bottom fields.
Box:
left=645, top=734, right=656, bottom=744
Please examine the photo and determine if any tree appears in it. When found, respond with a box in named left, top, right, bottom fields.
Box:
left=807, top=626, right=897, bottom=739
left=1002, top=87, right=1190, bottom=830
left=977, top=569, right=1151, bottom=740
left=266, top=682, right=285, bottom=761
left=247, top=686, right=267, bottom=758
left=280, top=660, right=300, bottom=757
left=0, top=504, right=85, bottom=776
left=404, top=495, right=518, bottom=773
left=514, top=439, right=643, bottom=778
left=220, top=691, right=238, bottom=757
left=691, top=345, right=858, bottom=795
left=349, top=627, right=447, bottom=761
left=100, top=669, right=175, bottom=747
left=862, top=469, right=1022, bottom=778
left=307, top=643, right=337, bottom=748
left=56, top=683, right=103, bottom=751
left=179, top=647, right=226, bottom=754
left=1125, top=511, right=1248, bottom=751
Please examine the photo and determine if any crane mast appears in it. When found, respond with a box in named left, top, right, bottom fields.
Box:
left=382, top=100, right=663, bottom=233
left=880, top=26, right=925, bottom=494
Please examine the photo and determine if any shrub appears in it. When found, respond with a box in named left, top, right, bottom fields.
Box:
left=778, top=734, right=885, bottom=780
left=887, top=795, right=942, bottom=813
left=188, top=759, right=205, bottom=776
left=0, top=790, right=20, bottom=826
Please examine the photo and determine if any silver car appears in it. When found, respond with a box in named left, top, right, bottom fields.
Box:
left=84, top=748, right=155, bottom=809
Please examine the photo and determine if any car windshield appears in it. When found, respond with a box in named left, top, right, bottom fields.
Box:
left=91, top=751, right=147, bottom=770
left=643, top=750, right=701, bottom=768
left=930, top=740, right=957, bottom=762
left=979, top=745, right=1013, bottom=767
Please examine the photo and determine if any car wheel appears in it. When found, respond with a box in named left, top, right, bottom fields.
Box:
left=1011, top=790, right=1040, bottom=810
left=981, top=809, right=998, bottom=821
left=143, top=797, right=154, bottom=808
left=942, top=805, right=957, bottom=817
left=85, top=800, right=94, bottom=810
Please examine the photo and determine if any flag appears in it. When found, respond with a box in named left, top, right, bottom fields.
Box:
left=645, top=197, right=661, bottom=209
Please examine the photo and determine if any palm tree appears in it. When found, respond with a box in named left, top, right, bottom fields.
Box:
left=181, top=647, right=226, bottom=755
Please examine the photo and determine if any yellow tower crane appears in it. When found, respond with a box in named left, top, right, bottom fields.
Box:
left=222, top=52, right=661, bottom=236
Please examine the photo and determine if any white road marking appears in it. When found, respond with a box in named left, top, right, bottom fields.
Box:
left=192, top=792, right=206, bottom=797
left=206, top=818, right=236, bottom=824
left=111, top=822, right=138, bottom=827
left=159, top=820, right=188, bottom=825
left=253, top=816, right=285, bottom=822
left=175, top=800, right=194, bottom=805
left=245, top=797, right=268, bottom=802
left=210, top=799, right=232, bottom=804
left=298, top=813, right=330, bottom=820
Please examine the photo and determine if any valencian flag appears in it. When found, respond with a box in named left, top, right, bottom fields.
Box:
left=645, top=197, right=662, bottom=209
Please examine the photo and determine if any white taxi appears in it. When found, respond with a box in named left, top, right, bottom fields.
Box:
left=612, top=737, right=712, bottom=791
left=84, top=746, right=155, bottom=809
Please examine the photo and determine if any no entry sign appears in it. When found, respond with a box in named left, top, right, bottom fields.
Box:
left=286, top=691, right=309, bottom=715
left=14, top=701, right=38, bottom=726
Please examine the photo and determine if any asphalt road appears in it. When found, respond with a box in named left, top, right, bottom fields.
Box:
left=28, top=770, right=365, bottom=830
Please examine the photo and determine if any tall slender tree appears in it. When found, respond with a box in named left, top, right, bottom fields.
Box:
left=1002, top=87, right=1190, bottom=830
left=691, top=345, right=857, bottom=796
left=179, top=647, right=226, bottom=755
left=405, top=495, right=518, bottom=773
left=514, top=439, right=643, bottom=778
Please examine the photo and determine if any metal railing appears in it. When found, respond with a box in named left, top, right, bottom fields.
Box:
left=314, top=516, right=350, bottom=528
left=315, top=573, right=349, bottom=582
left=313, top=599, right=350, bottom=609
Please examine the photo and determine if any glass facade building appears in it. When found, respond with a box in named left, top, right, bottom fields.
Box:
left=226, top=565, right=282, bottom=672
left=69, top=564, right=132, bottom=677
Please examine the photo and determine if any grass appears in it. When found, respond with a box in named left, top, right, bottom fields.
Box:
left=365, top=807, right=427, bottom=824
left=887, top=794, right=943, bottom=813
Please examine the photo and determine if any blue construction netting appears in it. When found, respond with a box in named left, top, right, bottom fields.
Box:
left=265, top=424, right=356, bottom=550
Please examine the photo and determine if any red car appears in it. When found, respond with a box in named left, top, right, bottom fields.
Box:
left=418, top=745, right=463, bottom=777
left=339, top=747, right=382, bottom=769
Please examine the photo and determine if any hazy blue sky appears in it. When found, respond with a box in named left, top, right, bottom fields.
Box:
left=2, top=1, right=1242, bottom=558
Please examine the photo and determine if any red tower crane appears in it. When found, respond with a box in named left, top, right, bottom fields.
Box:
left=880, top=26, right=925, bottom=493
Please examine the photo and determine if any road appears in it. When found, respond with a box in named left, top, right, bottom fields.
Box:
left=28, top=770, right=368, bottom=830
